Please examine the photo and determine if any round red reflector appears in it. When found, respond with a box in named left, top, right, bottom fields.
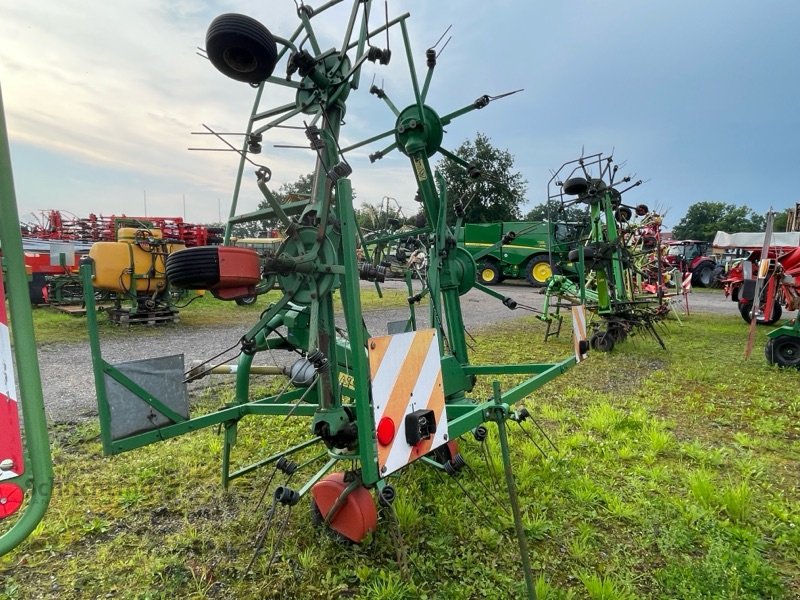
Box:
left=376, top=417, right=396, bottom=446
left=0, top=483, right=24, bottom=519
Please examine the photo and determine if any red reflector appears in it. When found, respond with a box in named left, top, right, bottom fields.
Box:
left=376, top=417, right=396, bottom=446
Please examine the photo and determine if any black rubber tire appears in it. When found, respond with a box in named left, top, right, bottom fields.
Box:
left=739, top=299, right=782, bottom=326
left=166, top=246, right=220, bottom=289
left=234, top=295, right=257, bottom=306
left=765, top=335, right=800, bottom=368
left=525, top=255, right=556, bottom=287
left=606, top=322, right=627, bottom=344
left=28, top=273, right=47, bottom=305
left=568, top=244, right=597, bottom=263
left=206, top=14, right=278, bottom=84
left=590, top=331, right=615, bottom=353
left=615, top=206, right=633, bottom=222
left=692, top=262, right=715, bottom=287
left=477, top=262, right=501, bottom=285
left=562, top=177, right=589, bottom=196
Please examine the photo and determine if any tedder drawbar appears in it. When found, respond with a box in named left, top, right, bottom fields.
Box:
left=1, top=3, right=590, bottom=596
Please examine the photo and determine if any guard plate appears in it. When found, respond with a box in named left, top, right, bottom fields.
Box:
left=369, top=329, right=446, bottom=477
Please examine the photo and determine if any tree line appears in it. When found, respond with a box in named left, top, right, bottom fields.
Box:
left=219, top=133, right=783, bottom=242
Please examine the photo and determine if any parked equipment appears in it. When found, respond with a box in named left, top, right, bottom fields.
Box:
left=664, top=240, right=722, bottom=288
left=539, top=153, right=670, bottom=351
left=1, top=7, right=588, bottom=599
left=458, top=220, right=584, bottom=287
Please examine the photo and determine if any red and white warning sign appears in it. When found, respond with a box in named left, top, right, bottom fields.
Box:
left=369, top=329, right=446, bottom=477
left=571, top=304, right=588, bottom=362
left=0, top=273, right=24, bottom=483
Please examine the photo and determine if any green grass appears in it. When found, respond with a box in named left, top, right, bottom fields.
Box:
left=24, top=286, right=414, bottom=344
left=2, top=311, right=799, bottom=599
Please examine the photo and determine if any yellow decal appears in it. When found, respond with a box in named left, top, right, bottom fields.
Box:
left=338, top=372, right=355, bottom=389
left=413, top=157, right=428, bottom=181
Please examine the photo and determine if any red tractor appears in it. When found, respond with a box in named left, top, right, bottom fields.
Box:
left=664, top=240, right=722, bottom=287
left=722, top=246, right=800, bottom=325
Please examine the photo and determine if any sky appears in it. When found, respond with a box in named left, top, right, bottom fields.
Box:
left=1, top=0, right=798, bottom=230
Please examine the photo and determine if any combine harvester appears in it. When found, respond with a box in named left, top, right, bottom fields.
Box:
left=1, top=3, right=589, bottom=596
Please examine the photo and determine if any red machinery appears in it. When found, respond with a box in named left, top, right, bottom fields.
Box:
left=20, top=210, right=223, bottom=246
left=663, top=240, right=722, bottom=287
left=723, top=246, right=800, bottom=325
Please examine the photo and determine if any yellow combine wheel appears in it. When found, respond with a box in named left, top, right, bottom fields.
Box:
left=525, top=255, right=554, bottom=287
left=478, top=262, right=501, bottom=285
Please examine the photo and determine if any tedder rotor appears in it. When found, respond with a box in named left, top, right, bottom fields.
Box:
left=539, top=153, right=671, bottom=352
left=3, top=3, right=589, bottom=596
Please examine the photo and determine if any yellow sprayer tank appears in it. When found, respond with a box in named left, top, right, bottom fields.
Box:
left=89, top=228, right=185, bottom=293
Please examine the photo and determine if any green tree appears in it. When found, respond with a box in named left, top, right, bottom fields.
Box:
left=232, top=173, right=316, bottom=237
left=354, top=200, right=404, bottom=232
left=772, top=210, right=788, bottom=232
left=435, top=132, right=526, bottom=223
left=524, top=199, right=587, bottom=223
left=672, top=202, right=766, bottom=241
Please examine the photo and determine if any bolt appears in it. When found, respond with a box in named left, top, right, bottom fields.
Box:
left=0, top=498, right=6, bottom=505
left=381, top=465, right=387, bottom=473
left=0, top=459, right=13, bottom=471
left=370, top=341, right=376, bottom=349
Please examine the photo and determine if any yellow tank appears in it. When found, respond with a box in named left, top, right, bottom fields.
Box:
left=89, top=228, right=185, bottom=293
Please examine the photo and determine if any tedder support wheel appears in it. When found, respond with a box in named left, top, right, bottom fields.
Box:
left=309, top=473, right=377, bottom=543
left=765, top=335, right=800, bottom=368
left=590, top=331, right=615, bottom=353
left=606, top=322, right=627, bottom=344
left=478, top=262, right=501, bottom=285
left=205, top=14, right=279, bottom=84
left=235, top=295, right=257, bottom=306
left=525, top=255, right=555, bottom=287
left=739, top=300, right=782, bottom=326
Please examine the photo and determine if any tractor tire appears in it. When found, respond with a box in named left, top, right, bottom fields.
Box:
left=235, top=295, right=257, bottom=306
left=477, top=262, right=501, bottom=285
left=739, top=300, right=782, bottom=326
left=590, top=331, right=615, bottom=353
left=206, top=14, right=278, bottom=84
left=692, top=262, right=716, bottom=287
left=765, top=335, right=800, bottom=368
left=525, top=255, right=556, bottom=287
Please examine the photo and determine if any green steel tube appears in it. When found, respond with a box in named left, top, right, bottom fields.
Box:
left=81, top=262, right=114, bottom=455
left=0, top=84, right=54, bottom=556
left=224, top=84, right=265, bottom=245
left=493, top=381, right=536, bottom=600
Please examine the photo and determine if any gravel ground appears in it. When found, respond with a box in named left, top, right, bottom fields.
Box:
left=35, top=281, right=738, bottom=424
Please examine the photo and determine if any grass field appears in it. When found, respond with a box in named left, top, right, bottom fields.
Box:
left=1, top=311, right=798, bottom=599
left=25, top=286, right=414, bottom=344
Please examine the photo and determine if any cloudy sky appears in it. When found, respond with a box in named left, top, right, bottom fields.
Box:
left=1, top=1, right=798, bottom=229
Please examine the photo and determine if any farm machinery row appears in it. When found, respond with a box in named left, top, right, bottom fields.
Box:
left=18, top=210, right=225, bottom=323
left=535, top=153, right=680, bottom=352
left=0, top=3, right=592, bottom=597
left=722, top=241, right=800, bottom=368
